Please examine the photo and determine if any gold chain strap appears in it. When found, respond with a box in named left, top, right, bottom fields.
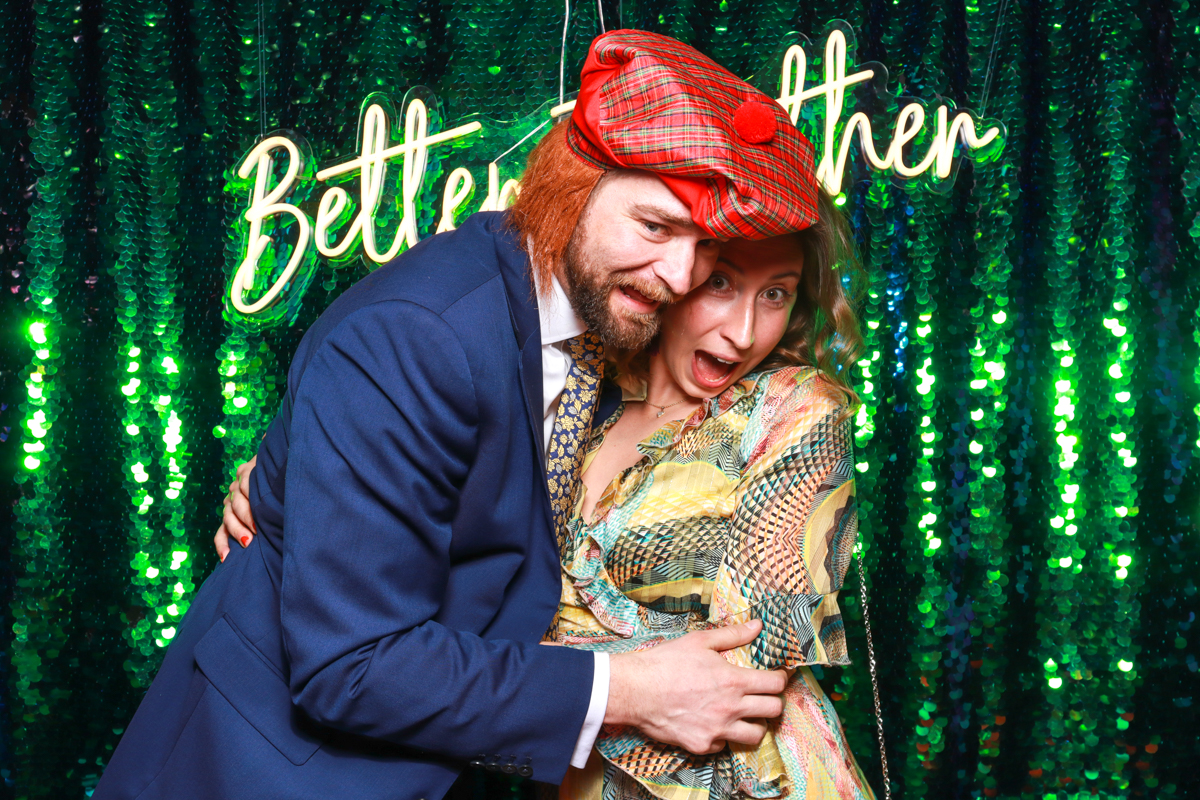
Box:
left=855, top=549, right=891, bottom=800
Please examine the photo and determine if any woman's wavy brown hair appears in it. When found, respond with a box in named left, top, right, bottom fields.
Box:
left=612, top=191, right=865, bottom=411
left=757, top=189, right=866, bottom=410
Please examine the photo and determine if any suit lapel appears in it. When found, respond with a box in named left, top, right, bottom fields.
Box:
left=493, top=215, right=548, bottom=470
left=517, top=337, right=546, bottom=462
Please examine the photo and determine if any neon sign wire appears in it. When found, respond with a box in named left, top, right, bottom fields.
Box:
left=227, top=22, right=1004, bottom=325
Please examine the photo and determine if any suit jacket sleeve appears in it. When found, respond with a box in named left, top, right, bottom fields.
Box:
left=280, top=299, right=593, bottom=782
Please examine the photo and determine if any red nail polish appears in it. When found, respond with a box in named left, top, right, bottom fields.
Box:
left=220, top=552, right=226, bottom=563
left=239, top=536, right=250, bottom=547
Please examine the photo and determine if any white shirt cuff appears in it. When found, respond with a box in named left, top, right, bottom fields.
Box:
left=569, top=652, right=610, bottom=768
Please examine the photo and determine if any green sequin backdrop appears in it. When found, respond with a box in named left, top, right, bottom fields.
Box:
left=1, top=0, right=1198, bottom=797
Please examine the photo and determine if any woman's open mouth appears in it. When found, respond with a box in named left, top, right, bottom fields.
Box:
left=692, top=350, right=740, bottom=390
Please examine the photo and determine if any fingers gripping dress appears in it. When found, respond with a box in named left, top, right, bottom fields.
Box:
left=551, top=367, right=876, bottom=800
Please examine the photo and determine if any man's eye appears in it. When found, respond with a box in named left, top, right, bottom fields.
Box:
left=643, top=221, right=664, bottom=234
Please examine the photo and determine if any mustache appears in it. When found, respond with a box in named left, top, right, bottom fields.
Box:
left=612, top=275, right=680, bottom=307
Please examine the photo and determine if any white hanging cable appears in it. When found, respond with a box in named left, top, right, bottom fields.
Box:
left=494, top=119, right=552, bottom=164
left=492, top=0, right=568, bottom=169
left=978, top=0, right=1011, bottom=119
left=559, top=0, right=571, bottom=105
left=257, top=0, right=267, bottom=138
left=597, top=0, right=606, bottom=33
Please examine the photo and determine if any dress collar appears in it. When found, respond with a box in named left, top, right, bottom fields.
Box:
left=619, top=371, right=767, bottom=420
left=606, top=371, right=769, bottom=463
left=580, top=369, right=786, bottom=528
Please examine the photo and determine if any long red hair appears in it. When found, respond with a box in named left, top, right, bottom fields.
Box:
left=506, top=120, right=604, bottom=297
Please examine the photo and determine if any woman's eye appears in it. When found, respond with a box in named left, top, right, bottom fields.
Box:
left=709, top=275, right=730, bottom=290
left=763, top=288, right=791, bottom=303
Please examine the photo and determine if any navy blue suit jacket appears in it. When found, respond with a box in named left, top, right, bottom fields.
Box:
left=96, top=212, right=621, bottom=800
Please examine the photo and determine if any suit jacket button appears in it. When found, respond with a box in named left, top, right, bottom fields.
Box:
left=501, top=763, right=517, bottom=774
left=518, top=765, right=533, bottom=778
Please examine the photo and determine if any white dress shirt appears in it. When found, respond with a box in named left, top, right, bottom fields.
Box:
left=534, top=270, right=611, bottom=769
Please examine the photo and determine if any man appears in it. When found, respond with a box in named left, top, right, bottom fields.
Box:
left=97, top=30, right=818, bottom=800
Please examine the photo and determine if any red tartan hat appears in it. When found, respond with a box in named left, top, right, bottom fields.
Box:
left=567, top=30, right=818, bottom=239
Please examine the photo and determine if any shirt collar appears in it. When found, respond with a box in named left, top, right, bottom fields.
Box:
left=619, top=379, right=648, bottom=403
left=533, top=268, right=588, bottom=346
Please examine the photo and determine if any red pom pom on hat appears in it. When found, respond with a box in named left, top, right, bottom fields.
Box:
left=733, top=101, right=778, bottom=144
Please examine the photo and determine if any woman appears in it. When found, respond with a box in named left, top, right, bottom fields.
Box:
left=220, top=193, right=875, bottom=800
left=549, top=197, right=873, bottom=800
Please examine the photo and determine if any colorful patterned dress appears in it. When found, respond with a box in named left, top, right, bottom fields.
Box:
left=552, top=366, right=875, bottom=800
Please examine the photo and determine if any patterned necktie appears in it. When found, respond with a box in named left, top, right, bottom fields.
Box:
left=545, top=331, right=605, bottom=556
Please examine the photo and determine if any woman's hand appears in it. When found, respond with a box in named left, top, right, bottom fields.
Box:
left=214, top=456, right=257, bottom=562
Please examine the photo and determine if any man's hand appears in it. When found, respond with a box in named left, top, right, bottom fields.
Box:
left=214, top=456, right=257, bottom=562
left=606, top=620, right=786, bottom=755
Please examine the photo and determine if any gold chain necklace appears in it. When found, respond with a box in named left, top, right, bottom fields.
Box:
left=644, top=397, right=690, bottom=418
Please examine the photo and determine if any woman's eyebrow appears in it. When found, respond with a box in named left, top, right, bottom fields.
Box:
left=715, top=258, right=744, bottom=272
left=770, top=270, right=802, bottom=280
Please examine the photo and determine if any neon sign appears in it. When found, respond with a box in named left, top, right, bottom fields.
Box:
left=229, top=99, right=484, bottom=317
left=227, top=22, right=1003, bottom=325
left=775, top=26, right=1002, bottom=194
